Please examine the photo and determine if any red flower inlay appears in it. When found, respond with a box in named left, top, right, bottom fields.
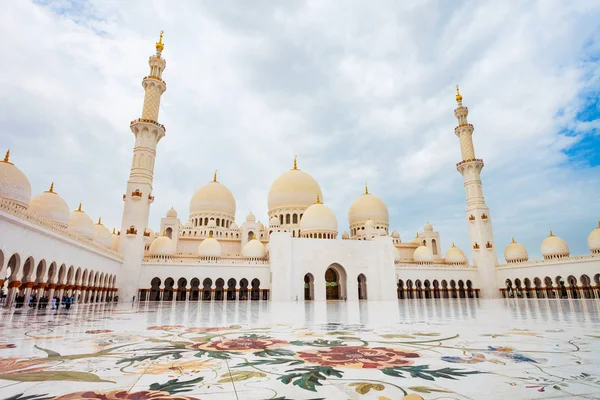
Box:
left=189, top=337, right=287, bottom=353
left=297, top=346, right=420, bottom=369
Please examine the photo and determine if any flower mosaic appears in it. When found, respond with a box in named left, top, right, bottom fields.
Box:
left=0, top=300, right=598, bottom=399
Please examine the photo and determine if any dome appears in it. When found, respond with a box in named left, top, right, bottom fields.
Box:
left=588, top=221, right=600, bottom=254
left=269, top=216, right=279, bottom=226
left=268, top=160, right=323, bottom=212
left=445, top=243, right=467, bottom=265
left=504, top=238, right=529, bottom=263
left=243, top=236, right=266, bottom=259
left=393, top=246, right=401, bottom=262
left=348, top=186, right=389, bottom=226
left=68, top=203, right=95, bottom=239
left=541, top=230, right=570, bottom=259
left=342, top=231, right=349, bottom=240
left=149, top=235, right=175, bottom=256
left=424, top=222, right=433, bottom=231
left=166, top=207, right=178, bottom=218
left=111, top=229, right=120, bottom=252
left=299, top=198, right=338, bottom=235
left=412, top=233, right=421, bottom=244
left=198, top=234, right=222, bottom=258
left=391, top=230, right=400, bottom=239
left=190, top=177, right=236, bottom=217
left=413, top=244, right=433, bottom=263
left=258, top=221, right=265, bottom=230
left=0, top=150, right=31, bottom=209
left=93, top=218, right=112, bottom=248
left=246, top=211, right=256, bottom=223
left=230, top=222, right=239, bottom=230
left=29, top=183, right=70, bottom=227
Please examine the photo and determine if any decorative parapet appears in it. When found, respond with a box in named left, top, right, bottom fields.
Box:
left=0, top=197, right=122, bottom=259
left=454, top=123, right=474, bottom=131
left=456, top=158, right=484, bottom=167
left=126, top=226, right=138, bottom=235
left=496, top=253, right=599, bottom=269
left=130, top=118, right=166, bottom=131
left=395, top=262, right=474, bottom=269
left=131, top=189, right=143, bottom=198
left=142, top=255, right=270, bottom=265
left=143, top=75, right=166, bottom=85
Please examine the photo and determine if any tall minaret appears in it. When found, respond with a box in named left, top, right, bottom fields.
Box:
left=454, top=86, right=499, bottom=298
left=118, top=32, right=168, bottom=300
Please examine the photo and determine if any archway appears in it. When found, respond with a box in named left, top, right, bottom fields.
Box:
left=150, top=277, right=161, bottom=301
left=406, top=279, right=414, bottom=299
left=325, top=264, right=347, bottom=300
left=567, top=276, right=578, bottom=299
left=415, top=280, right=422, bottom=299
left=544, top=276, right=554, bottom=298
left=176, top=278, right=187, bottom=301
left=580, top=275, right=593, bottom=299
left=251, top=279, right=260, bottom=300
left=164, top=278, right=174, bottom=301
left=239, top=278, right=249, bottom=301
left=227, top=278, right=236, bottom=300
left=202, top=278, right=212, bottom=301
left=215, top=278, right=224, bottom=301
left=533, top=277, right=543, bottom=298
left=397, top=279, right=404, bottom=299
left=441, top=280, right=448, bottom=298
left=424, top=280, right=431, bottom=299
left=450, top=280, right=457, bottom=298
left=466, top=280, right=473, bottom=298
left=524, top=278, right=532, bottom=298
left=433, top=280, right=440, bottom=298
left=357, top=274, right=367, bottom=300
left=514, top=279, right=523, bottom=298
left=190, top=278, right=200, bottom=301
left=457, top=280, right=465, bottom=298
left=304, top=274, right=314, bottom=300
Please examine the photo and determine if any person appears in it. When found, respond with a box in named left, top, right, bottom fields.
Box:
left=132, top=295, right=135, bottom=303
left=295, top=295, right=298, bottom=302
left=51, top=296, right=57, bottom=309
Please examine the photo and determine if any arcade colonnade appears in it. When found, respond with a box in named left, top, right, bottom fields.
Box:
left=0, top=249, right=118, bottom=306
left=501, top=274, right=600, bottom=299
left=396, top=278, right=480, bottom=299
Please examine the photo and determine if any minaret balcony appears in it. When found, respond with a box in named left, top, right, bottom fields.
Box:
left=454, top=123, right=474, bottom=130
left=130, top=118, right=166, bottom=131
left=456, top=158, right=484, bottom=168
left=143, top=75, right=166, bottom=85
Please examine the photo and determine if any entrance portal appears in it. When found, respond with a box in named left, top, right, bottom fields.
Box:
left=325, top=268, right=339, bottom=299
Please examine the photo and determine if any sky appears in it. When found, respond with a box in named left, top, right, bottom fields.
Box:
left=1, top=0, right=599, bottom=261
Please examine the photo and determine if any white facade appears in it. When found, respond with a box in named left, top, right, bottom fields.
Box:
left=1, top=36, right=599, bottom=306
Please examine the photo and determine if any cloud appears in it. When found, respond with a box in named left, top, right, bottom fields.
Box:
left=1, top=0, right=599, bottom=262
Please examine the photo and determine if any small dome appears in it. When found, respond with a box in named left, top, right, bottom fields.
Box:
left=246, top=211, right=256, bottom=222
left=445, top=243, right=467, bottom=265
left=68, top=204, right=95, bottom=239
left=243, top=236, right=265, bottom=259
left=342, top=231, right=349, bottom=240
left=258, top=221, right=265, bottom=230
left=269, top=216, right=279, bottom=226
left=29, top=183, right=70, bottom=228
left=230, top=222, right=239, bottom=230
left=198, top=234, right=222, bottom=258
left=166, top=207, right=178, bottom=218
left=268, top=159, right=323, bottom=212
left=207, top=219, right=217, bottom=227
left=412, top=233, right=421, bottom=244
left=393, top=246, right=401, bottom=262
left=541, top=230, right=570, bottom=259
left=348, top=186, right=389, bottom=226
left=588, top=221, right=600, bottom=254
left=391, top=230, right=400, bottom=238
left=93, top=218, right=112, bottom=248
left=504, top=238, right=529, bottom=263
left=424, top=222, right=433, bottom=231
left=413, top=244, right=433, bottom=264
left=0, top=150, right=31, bottom=209
left=190, top=177, right=236, bottom=217
left=149, top=235, right=175, bottom=256
left=300, top=198, right=338, bottom=236
left=111, top=229, right=120, bottom=252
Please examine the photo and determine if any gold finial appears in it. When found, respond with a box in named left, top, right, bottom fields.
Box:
left=456, top=84, right=463, bottom=103
left=3, top=149, right=10, bottom=163
left=112, top=228, right=116, bottom=234
left=97, top=217, right=102, bottom=225
left=315, top=194, right=321, bottom=204
left=511, top=237, right=515, bottom=243
left=549, top=229, right=554, bottom=237
left=293, top=155, right=298, bottom=170
left=213, top=169, right=218, bottom=182
left=77, top=202, right=83, bottom=212
left=365, top=182, right=369, bottom=195
left=597, top=220, right=600, bottom=228
left=46, top=182, right=55, bottom=193
left=415, top=232, right=419, bottom=238
left=155, top=30, right=164, bottom=52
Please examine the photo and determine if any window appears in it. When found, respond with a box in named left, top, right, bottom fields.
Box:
left=293, top=214, right=298, bottom=224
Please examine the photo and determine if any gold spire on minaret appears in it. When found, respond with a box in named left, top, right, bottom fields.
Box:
left=511, top=237, right=516, bottom=243
left=293, top=155, right=298, bottom=170
left=46, top=182, right=55, bottom=193
left=112, top=228, right=116, bottom=234
left=213, top=169, right=218, bottom=182
left=455, top=84, right=463, bottom=103
left=155, top=30, right=164, bottom=52
left=76, top=203, right=83, bottom=212
left=97, top=217, right=102, bottom=225
left=315, top=194, right=322, bottom=204
left=365, top=182, right=369, bottom=195
left=549, top=229, right=554, bottom=237
left=2, top=149, right=10, bottom=164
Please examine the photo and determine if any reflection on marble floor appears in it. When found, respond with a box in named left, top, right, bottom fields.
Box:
left=0, top=299, right=599, bottom=400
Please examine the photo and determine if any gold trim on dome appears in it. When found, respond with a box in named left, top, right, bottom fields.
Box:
left=155, top=30, right=164, bottom=51
left=45, top=182, right=55, bottom=193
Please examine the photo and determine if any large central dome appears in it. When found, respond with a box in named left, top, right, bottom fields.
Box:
left=190, top=176, right=236, bottom=217
left=348, top=186, right=389, bottom=226
left=268, top=159, right=322, bottom=212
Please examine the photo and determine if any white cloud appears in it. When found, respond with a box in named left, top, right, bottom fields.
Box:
left=1, top=0, right=599, bottom=262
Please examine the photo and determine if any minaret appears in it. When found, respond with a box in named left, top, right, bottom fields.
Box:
left=118, top=32, right=168, bottom=300
left=454, top=85, right=499, bottom=298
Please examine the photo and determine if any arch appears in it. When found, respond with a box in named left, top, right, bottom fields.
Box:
left=397, top=279, right=405, bottom=299
left=465, top=279, right=474, bottom=298
left=406, top=279, right=414, bottom=299
left=524, top=278, right=532, bottom=298
left=227, top=278, right=236, bottom=300
left=304, top=273, right=315, bottom=300
left=215, top=278, right=224, bottom=301
left=251, top=278, right=260, bottom=300
left=533, top=277, right=543, bottom=298
left=441, top=279, right=448, bottom=298
left=189, top=278, right=200, bottom=301
left=293, top=214, right=298, bottom=224
left=580, top=274, right=593, bottom=299
left=67, top=266, right=75, bottom=286
left=415, top=279, right=422, bottom=299
left=6, top=253, right=21, bottom=281
left=57, top=264, right=67, bottom=284
left=150, top=277, right=161, bottom=301
left=164, top=277, right=174, bottom=301
left=424, top=279, right=431, bottom=299
left=166, top=227, right=173, bottom=239
left=202, top=278, right=212, bottom=301
left=177, top=278, right=187, bottom=301
left=74, top=267, right=82, bottom=285
left=325, top=264, right=347, bottom=300
left=247, top=231, right=254, bottom=242
left=285, top=214, right=291, bottom=224
left=431, top=239, right=438, bottom=255
left=279, top=214, right=284, bottom=225
left=239, top=278, right=249, bottom=301
left=433, top=279, right=440, bottom=298
left=449, top=280, right=457, bottom=299
left=514, top=278, right=523, bottom=298
left=543, top=276, right=555, bottom=298
left=35, top=260, right=47, bottom=284
left=0, top=249, right=4, bottom=277
left=21, top=256, right=35, bottom=282
left=567, top=275, right=578, bottom=299
left=357, top=274, right=367, bottom=300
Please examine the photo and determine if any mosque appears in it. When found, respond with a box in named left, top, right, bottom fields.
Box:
left=1, top=33, right=599, bottom=307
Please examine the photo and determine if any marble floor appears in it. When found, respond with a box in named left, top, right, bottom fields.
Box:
left=0, top=299, right=599, bottom=400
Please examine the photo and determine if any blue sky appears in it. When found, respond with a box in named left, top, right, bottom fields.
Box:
left=1, top=0, right=599, bottom=261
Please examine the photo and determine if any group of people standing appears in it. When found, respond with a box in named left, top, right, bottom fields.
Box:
left=14, top=294, right=75, bottom=309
